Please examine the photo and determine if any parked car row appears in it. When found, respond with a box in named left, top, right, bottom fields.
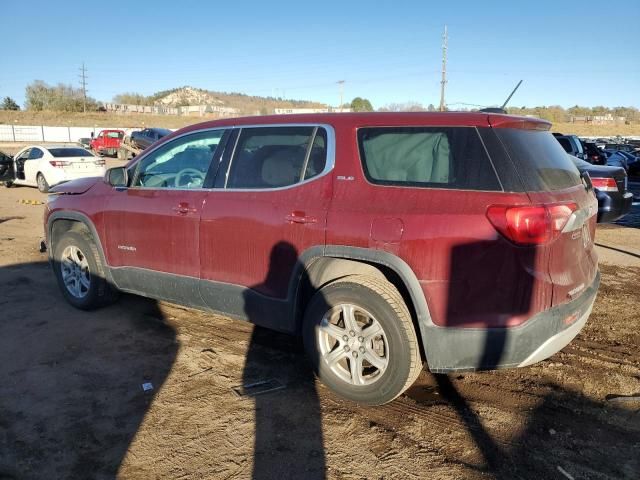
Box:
left=555, top=133, right=640, bottom=176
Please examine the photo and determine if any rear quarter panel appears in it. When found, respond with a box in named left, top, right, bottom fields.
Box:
left=326, top=125, right=552, bottom=328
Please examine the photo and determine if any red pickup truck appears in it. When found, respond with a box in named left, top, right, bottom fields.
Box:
left=89, top=129, right=125, bottom=157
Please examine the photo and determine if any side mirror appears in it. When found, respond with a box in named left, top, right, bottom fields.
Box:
left=105, top=167, right=128, bottom=187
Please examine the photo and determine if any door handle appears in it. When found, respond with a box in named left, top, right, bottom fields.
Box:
left=172, top=202, right=197, bottom=215
left=285, top=211, right=317, bottom=224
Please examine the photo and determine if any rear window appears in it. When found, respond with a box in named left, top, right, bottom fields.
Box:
left=48, top=148, right=93, bottom=158
left=106, top=131, right=123, bottom=139
left=495, top=129, right=581, bottom=191
left=357, top=127, right=501, bottom=191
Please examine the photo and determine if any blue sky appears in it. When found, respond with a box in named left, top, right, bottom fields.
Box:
left=2, top=0, right=639, bottom=109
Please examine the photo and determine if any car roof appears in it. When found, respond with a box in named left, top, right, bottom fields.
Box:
left=170, top=112, right=551, bottom=140
left=20, top=144, right=88, bottom=150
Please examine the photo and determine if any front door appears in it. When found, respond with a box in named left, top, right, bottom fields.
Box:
left=200, top=125, right=333, bottom=331
left=103, top=128, right=228, bottom=305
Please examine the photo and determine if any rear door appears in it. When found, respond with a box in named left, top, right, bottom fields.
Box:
left=494, top=128, right=598, bottom=306
left=103, top=128, right=228, bottom=304
left=199, top=125, right=333, bottom=330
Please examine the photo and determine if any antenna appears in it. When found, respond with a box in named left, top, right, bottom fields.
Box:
left=439, top=25, right=448, bottom=112
left=500, top=80, right=523, bottom=110
left=79, top=62, right=88, bottom=113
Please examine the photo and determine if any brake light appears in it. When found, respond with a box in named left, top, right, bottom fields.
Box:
left=486, top=203, right=577, bottom=245
left=49, top=161, right=71, bottom=168
left=590, top=177, right=618, bottom=192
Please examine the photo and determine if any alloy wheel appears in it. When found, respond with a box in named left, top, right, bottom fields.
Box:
left=317, top=303, right=389, bottom=386
left=60, top=245, right=91, bottom=299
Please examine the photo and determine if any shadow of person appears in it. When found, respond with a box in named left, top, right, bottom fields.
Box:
left=242, top=242, right=326, bottom=480
left=434, top=375, right=640, bottom=479
left=0, top=260, right=177, bottom=479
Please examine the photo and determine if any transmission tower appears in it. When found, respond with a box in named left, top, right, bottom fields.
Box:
left=337, top=80, right=345, bottom=112
left=79, top=62, right=88, bottom=113
left=439, top=26, right=448, bottom=112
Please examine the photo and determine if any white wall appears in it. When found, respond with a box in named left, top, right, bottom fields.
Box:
left=0, top=125, right=140, bottom=143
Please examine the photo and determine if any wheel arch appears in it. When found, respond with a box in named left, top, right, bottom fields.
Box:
left=48, top=211, right=113, bottom=283
left=291, top=245, right=434, bottom=362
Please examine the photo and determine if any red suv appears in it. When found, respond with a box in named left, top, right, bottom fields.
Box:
left=44, top=113, right=600, bottom=405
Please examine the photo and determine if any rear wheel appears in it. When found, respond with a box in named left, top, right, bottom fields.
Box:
left=36, top=173, right=49, bottom=193
left=302, top=275, right=422, bottom=405
left=52, top=230, right=118, bottom=310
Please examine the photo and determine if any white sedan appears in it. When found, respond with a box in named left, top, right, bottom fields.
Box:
left=3, top=145, right=106, bottom=192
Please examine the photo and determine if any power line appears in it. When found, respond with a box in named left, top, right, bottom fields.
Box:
left=79, top=62, right=88, bottom=113
left=439, top=25, right=447, bottom=112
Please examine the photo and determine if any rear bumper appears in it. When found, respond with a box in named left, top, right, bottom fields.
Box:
left=424, top=271, right=600, bottom=373
left=596, top=190, right=633, bottom=223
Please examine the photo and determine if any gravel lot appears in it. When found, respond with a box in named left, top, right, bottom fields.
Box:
left=0, top=168, right=639, bottom=479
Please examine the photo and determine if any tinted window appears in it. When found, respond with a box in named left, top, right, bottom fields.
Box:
left=106, top=131, right=123, bottom=139
left=48, top=148, right=93, bottom=157
left=495, top=129, right=581, bottom=191
left=304, top=128, right=327, bottom=180
left=557, top=138, right=572, bottom=153
left=132, top=130, right=224, bottom=189
left=227, top=126, right=326, bottom=189
left=358, top=127, right=500, bottom=191
left=28, top=148, right=44, bottom=159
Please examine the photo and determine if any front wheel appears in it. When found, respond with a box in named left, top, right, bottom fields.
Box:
left=36, top=173, right=49, bottom=193
left=52, top=230, right=118, bottom=310
left=302, top=275, right=422, bottom=405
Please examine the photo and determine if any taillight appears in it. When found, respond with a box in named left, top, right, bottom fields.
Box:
left=590, top=177, right=618, bottom=192
left=49, top=161, right=71, bottom=168
left=486, top=203, right=577, bottom=245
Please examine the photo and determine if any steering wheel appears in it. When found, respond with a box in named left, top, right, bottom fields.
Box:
left=174, top=168, right=205, bottom=188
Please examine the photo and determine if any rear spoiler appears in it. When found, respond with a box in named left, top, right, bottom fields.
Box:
left=487, top=115, right=552, bottom=131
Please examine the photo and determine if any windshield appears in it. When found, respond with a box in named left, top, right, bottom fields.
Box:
left=48, top=148, right=94, bottom=158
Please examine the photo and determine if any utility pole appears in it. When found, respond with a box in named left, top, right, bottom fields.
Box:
left=439, top=25, right=448, bottom=112
left=79, top=62, right=88, bottom=113
left=337, top=80, right=345, bottom=112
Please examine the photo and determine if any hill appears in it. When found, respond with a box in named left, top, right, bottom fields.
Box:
left=114, top=86, right=327, bottom=115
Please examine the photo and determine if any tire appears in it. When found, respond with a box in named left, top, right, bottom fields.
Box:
left=36, top=173, right=49, bottom=193
left=302, top=274, right=422, bottom=405
left=52, top=230, right=118, bottom=310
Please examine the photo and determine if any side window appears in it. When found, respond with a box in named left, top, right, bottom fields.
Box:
left=358, top=127, right=501, bottom=191
left=28, top=148, right=43, bottom=160
left=17, top=149, right=31, bottom=161
left=226, top=126, right=327, bottom=189
left=557, top=138, right=572, bottom=153
left=304, top=128, right=327, bottom=180
left=131, top=130, right=225, bottom=189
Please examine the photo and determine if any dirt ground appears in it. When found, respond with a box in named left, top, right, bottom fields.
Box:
left=0, top=180, right=639, bottom=480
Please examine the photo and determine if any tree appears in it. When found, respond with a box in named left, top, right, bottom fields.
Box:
left=1, top=97, right=20, bottom=110
left=113, top=92, right=151, bottom=105
left=427, top=104, right=436, bottom=112
left=350, top=97, right=374, bottom=112
left=25, top=80, right=98, bottom=112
